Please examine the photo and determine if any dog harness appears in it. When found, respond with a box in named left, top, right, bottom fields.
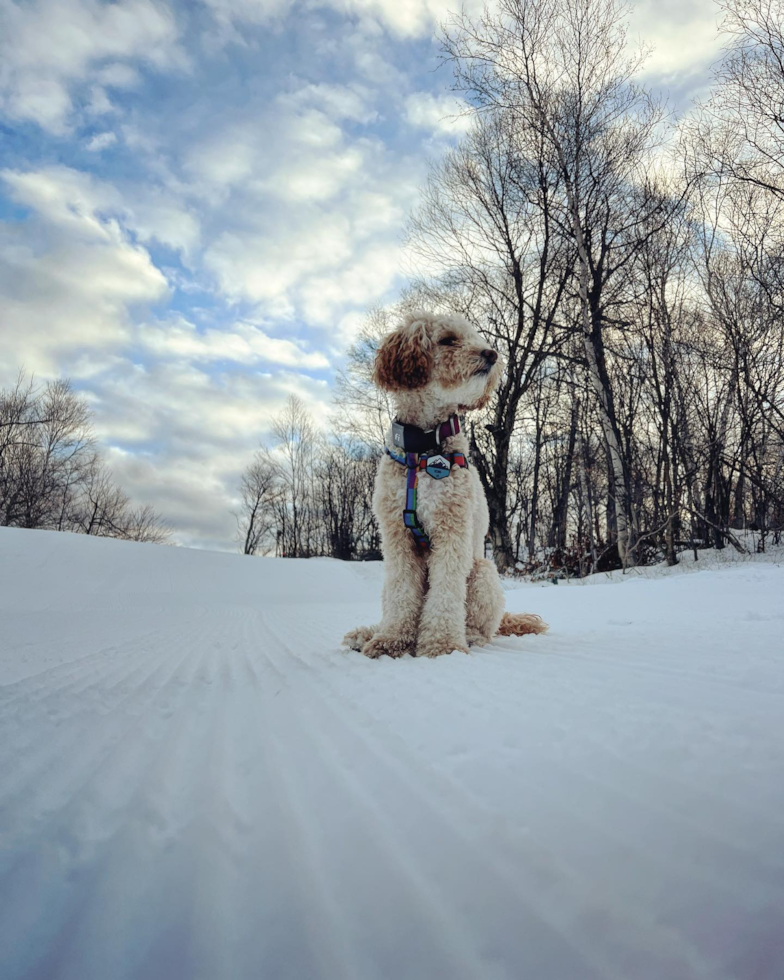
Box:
left=385, top=416, right=469, bottom=550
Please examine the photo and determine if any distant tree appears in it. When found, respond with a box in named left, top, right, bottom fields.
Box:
left=237, top=399, right=380, bottom=561
left=694, top=0, right=784, bottom=201
left=0, top=372, right=170, bottom=544
left=333, top=309, right=397, bottom=451
left=271, top=395, right=318, bottom=557
left=236, top=452, right=280, bottom=556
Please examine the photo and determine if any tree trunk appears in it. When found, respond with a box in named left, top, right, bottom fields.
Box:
left=578, top=431, right=598, bottom=576
left=568, top=186, right=633, bottom=567
left=550, top=401, right=578, bottom=551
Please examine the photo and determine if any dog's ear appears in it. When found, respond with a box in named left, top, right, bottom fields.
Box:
left=373, top=321, right=433, bottom=391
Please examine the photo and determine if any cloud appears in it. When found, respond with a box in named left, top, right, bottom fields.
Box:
left=326, top=0, right=449, bottom=38
left=93, top=363, right=334, bottom=549
left=404, top=91, right=473, bottom=136
left=199, top=0, right=461, bottom=39
left=138, top=318, right=330, bottom=369
left=628, top=0, right=722, bottom=90
left=202, top=190, right=408, bottom=328
left=198, top=0, right=292, bottom=32
left=280, top=81, right=379, bottom=124
left=187, top=80, right=423, bottom=333
left=182, top=98, right=372, bottom=205
left=0, top=0, right=185, bottom=133
left=4, top=161, right=200, bottom=257
left=0, top=166, right=168, bottom=378
left=106, top=445, right=243, bottom=550
left=85, top=131, right=119, bottom=152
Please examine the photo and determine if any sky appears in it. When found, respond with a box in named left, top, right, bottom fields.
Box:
left=0, top=0, right=724, bottom=551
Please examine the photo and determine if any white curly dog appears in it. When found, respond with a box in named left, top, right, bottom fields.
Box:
left=343, top=312, right=547, bottom=659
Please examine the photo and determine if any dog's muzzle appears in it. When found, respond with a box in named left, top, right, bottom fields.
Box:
left=474, top=348, right=498, bottom=375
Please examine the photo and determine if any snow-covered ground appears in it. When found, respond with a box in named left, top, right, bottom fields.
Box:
left=1, top=527, right=783, bottom=980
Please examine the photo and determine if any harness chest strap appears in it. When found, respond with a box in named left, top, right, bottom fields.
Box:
left=386, top=447, right=469, bottom=550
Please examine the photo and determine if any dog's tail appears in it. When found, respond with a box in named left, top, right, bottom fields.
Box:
left=496, top=612, right=549, bottom=636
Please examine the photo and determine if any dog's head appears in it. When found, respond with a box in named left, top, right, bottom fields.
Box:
left=373, top=313, right=503, bottom=411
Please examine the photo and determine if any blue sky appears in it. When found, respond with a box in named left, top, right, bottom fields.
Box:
left=0, top=0, right=722, bottom=550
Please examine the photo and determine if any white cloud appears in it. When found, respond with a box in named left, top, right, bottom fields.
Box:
left=188, top=79, right=423, bottom=335
left=204, top=213, right=354, bottom=311
left=280, top=81, right=379, bottom=124
left=106, top=445, right=242, bottom=550
left=91, top=361, right=332, bottom=451
left=183, top=103, right=368, bottom=205
left=138, top=318, right=330, bottom=369
left=628, top=0, right=722, bottom=86
left=199, top=0, right=292, bottom=31
left=199, top=0, right=484, bottom=45
left=298, top=240, right=402, bottom=327
left=96, top=63, right=144, bottom=90
left=0, top=166, right=168, bottom=378
left=200, top=0, right=447, bottom=38
left=4, top=162, right=200, bottom=258
left=125, top=193, right=202, bottom=256
left=85, top=131, right=119, bottom=152
left=0, top=0, right=186, bottom=133
left=202, top=189, right=409, bottom=325
left=327, top=0, right=451, bottom=38
left=92, top=363, right=334, bottom=549
left=404, top=91, right=473, bottom=136
left=0, top=153, right=340, bottom=548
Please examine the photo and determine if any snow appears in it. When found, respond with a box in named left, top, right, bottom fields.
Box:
left=1, top=527, right=783, bottom=980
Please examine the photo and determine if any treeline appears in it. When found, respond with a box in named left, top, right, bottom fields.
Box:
left=237, top=395, right=380, bottom=560
left=239, top=0, right=784, bottom=574
left=0, top=373, right=170, bottom=543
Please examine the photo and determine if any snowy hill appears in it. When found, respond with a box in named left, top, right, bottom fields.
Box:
left=1, top=528, right=783, bottom=980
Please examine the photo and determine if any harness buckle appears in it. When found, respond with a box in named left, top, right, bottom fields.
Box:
left=391, top=420, right=406, bottom=449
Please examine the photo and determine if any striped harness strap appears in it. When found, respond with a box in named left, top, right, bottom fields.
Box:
left=385, top=448, right=469, bottom=550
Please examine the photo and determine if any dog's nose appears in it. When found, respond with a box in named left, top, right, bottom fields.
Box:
left=481, top=349, right=498, bottom=364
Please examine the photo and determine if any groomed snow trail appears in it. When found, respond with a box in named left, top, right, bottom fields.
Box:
left=1, top=529, right=783, bottom=980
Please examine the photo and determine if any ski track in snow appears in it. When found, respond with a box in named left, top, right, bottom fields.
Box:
left=1, top=529, right=783, bottom=980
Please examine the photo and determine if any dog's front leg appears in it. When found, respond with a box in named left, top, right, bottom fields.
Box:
left=362, top=522, right=426, bottom=659
left=416, top=494, right=473, bottom=659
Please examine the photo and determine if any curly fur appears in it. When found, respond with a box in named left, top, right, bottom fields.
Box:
left=343, top=311, right=548, bottom=659
left=374, top=319, right=433, bottom=391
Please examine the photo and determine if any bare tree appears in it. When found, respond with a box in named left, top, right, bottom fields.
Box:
left=691, top=0, right=784, bottom=201
left=237, top=400, right=380, bottom=561
left=1, top=375, right=94, bottom=529
left=442, top=0, right=679, bottom=567
left=333, top=309, right=399, bottom=451
left=0, top=372, right=170, bottom=544
left=407, top=109, right=574, bottom=570
left=271, top=395, right=318, bottom=557
left=237, top=452, right=280, bottom=555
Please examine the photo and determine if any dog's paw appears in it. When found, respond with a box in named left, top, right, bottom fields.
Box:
left=416, top=636, right=470, bottom=659
left=361, top=633, right=414, bottom=659
left=342, top=625, right=378, bottom=652
left=466, top=631, right=491, bottom=648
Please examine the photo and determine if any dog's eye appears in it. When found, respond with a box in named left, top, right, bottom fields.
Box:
left=439, top=336, right=457, bottom=346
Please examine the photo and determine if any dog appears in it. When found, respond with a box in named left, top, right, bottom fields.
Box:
left=343, top=311, right=547, bottom=659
